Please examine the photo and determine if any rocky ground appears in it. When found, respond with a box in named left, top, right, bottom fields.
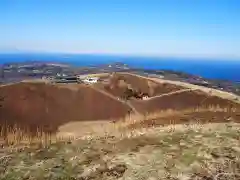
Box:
left=1, top=123, right=240, bottom=180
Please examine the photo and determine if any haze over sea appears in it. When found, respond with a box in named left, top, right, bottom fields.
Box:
left=0, top=53, right=239, bottom=82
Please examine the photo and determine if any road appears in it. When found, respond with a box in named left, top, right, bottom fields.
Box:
left=118, top=72, right=240, bottom=104
left=88, top=85, right=140, bottom=114
left=140, top=88, right=197, bottom=101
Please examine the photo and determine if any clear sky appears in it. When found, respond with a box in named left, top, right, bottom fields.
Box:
left=0, top=0, right=240, bottom=59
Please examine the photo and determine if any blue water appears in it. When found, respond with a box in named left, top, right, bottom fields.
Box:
left=0, top=53, right=239, bottom=82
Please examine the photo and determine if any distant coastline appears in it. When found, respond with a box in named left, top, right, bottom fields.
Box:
left=0, top=53, right=239, bottom=82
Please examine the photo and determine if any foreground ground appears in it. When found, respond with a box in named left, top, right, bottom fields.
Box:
left=1, top=122, right=240, bottom=180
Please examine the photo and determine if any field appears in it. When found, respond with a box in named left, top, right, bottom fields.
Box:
left=1, top=121, right=240, bottom=180
left=0, top=72, right=240, bottom=179
left=0, top=73, right=239, bottom=135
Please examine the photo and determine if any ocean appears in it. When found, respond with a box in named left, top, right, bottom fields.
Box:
left=0, top=53, right=239, bottom=82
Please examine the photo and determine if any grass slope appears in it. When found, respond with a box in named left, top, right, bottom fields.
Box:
left=0, top=82, right=130, bottom=133
left=1, top=123, right=240, bottom=180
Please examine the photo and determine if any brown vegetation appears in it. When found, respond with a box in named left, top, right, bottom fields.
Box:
left=100, top=73, right=185, bottom=99
left=2, top=121, right=240, bottom=180
left=127, top=108, right=240, bottom=129
left=0, top=73, right=239, bottom=142
left=0, top=82, right=131, bottom=134
left=1, top=74, right=240, bottom=180
left=131, top=90, right=240, bottom=114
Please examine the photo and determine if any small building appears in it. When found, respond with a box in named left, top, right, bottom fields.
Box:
left=82, top=77, right=99, bottom=84
left=54, top=76, right=81, bottom=84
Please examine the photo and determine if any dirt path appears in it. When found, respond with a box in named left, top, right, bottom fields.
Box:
left=142, top=88, right=196, bottom=101
left=119, top=72, right=240, bottom=104
left=151, top=78, right=240, bottom=103
left=89, top=85, right=140, bottom=114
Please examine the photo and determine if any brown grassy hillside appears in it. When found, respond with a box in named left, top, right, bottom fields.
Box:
left=0, top=73, right=239, bottom=135
left=100, top=73, right=184, bottom=98
left=127, top=109, right=240, bottom=129
left=0, top=83, right=131, bottom=133
left=131, top=90, right=240, bottom=114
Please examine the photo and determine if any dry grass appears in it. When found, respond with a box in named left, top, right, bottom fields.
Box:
left=0, top=109, right=239, bottom=179
left=150, top=77, right=240, bottom=103
left=53, top=105, right=239, bottom=142
left=113, top=122, right=240, bottom=180
left=0, top=125, right=63, bottom=149
left=1, top=73, right=240, bottom=179
left=117, top=72, right=240, bottom=103
left=113, top=105, right=238, bottom=131
left=1, top=122, right=240, bottom=180
left=0, top=105, right=238, bottom=148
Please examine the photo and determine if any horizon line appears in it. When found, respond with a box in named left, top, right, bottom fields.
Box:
left=0, top=50, right=240, bottom=61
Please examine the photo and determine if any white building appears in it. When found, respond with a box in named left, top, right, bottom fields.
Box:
left=82, top=77, right=99, bottom=84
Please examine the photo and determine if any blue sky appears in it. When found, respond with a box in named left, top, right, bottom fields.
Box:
left=0, top=0, right=240, bottom=59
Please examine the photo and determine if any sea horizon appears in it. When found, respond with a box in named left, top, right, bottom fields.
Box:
left=0, top=53, right=239, bottom=82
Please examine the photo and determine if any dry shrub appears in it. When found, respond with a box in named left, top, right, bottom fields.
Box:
left=0, top=124, right=59, bottom=148
left=113, top=105, right=238, bottom=132
left=1, top=105, right=237, bottom=146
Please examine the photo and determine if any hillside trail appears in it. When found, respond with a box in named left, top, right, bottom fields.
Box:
left=151, top=78, right=240, bottom=103
left=119, top=72, right=240, bottom=104
left=141, top=88, right=197, bottom=101
left=88, top=85, right=140, bottom=115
